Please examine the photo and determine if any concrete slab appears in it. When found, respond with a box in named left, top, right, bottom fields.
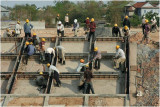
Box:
left=45, top=42, right=55, bottom=49
left=61, top=41, right=89, bottom=53
left=1, top=80, right=9, bottom=94
left=1, top=59, right=16, bottom=72
left=56, top=59, right=88, bottom=73
left=12, top=79, right=47, bottom=94
left=7, top=97, right=44, bottom=106
left=93, top=59, right=117, bottom=72
left=89, top=97, right=125, bottom=106
left=130, top=43, right=137, bottom=66
left=1, top=42, right=21, bottom=54
left=18, top=58, right=48, bottom=72
left=51, top=79, right=120, bottom=94
left=48, top=97, right=84, bottom=106
left=95, top=41, right=122, bottom=53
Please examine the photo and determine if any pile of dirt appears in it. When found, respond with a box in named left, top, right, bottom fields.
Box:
left=48, top=97, right=84, bottom=106
left=136, top=44, right=159, bottom=106
left=130, top=32, right=143, bottom=43
left=7, top=97, right=44, bottom=106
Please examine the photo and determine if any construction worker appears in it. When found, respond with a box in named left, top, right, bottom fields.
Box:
left=36, top=71, right=46, bottom=91
left=142, top=16, right=146, bottom=34
left=92, top=47, right=101, bottom=69
left=24, top=41, right=29, bottom=53
left=47, top=63, right=61, bottom=87
left=57, top=21, right=64, bottom=37
left=122, top=26, right=130, bottom=42
left=55, top=46, right=65, bottom=65
left=15, top=21, right=22, bottom=37
left=32, top=32, right=40, bottom=47
left=56, top=14, right=60, bottom=26
left=84, top=17, right=90, bottom=34
left=72, top=19, right=79, bottom=37
left=89, top=18, right=96, bottom=42
left=24, top=19, right=33, bottom=39
left=76, top=59, right=89, bottom=72
left=151, top=16, right=158, bottom=32
left=39, top=38, right=46, bottom=63
left=142, top=19, right=150, bottom=44
left=112, top=24, right=121, bottom=37
left=25, top=42, right=36, bottom=65
left=45, top=47, right=55, bottom=64
left=64, top=13, right=69, bottom=27
left=83, top=67, right=95, bottom=94
left=114, top=45, right=126, bottom=70
left=123, top=15, right=130, bottom=29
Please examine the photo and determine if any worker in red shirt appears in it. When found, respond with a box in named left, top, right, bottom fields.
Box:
left=88, top=18, right=96, bottom=42
left=84, top=17, right=90, bottom=34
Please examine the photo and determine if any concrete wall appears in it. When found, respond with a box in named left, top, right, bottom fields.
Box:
left=1, top=21, right=45, bottom=29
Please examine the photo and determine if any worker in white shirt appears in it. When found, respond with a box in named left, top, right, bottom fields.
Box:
left=55, top=46, right=65, bottom=65
left=114, top=45, right=126, bottom=69
left=151, top=16, right=159, bottom=32
left=47, top=63, right=61, bottom=87
left=76, top=59, right=89, bottom=72
left=64, top=13, right=69, bottom=27
left=15, top=21, right=22, bottom=37
left=57, top=21, right=64, bottom=37
left=142, top=16, right=146, bottom=34
left=45, top=47, right=55, bottom=64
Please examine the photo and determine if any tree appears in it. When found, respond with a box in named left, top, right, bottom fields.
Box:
left=130, top=14, right=141, bottom=27
left=145, top=11, right=159, bottom=26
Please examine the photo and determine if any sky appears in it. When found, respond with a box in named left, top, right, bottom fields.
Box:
left=1, top=0, right=146, bottom=8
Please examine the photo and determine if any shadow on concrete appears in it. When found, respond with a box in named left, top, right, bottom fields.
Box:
left=1, top=80, right=9, bottom=94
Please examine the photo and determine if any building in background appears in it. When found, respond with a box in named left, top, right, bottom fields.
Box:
left=125, top=2, right=160, bottom=17
left=1, top=5, right=10, bottom=18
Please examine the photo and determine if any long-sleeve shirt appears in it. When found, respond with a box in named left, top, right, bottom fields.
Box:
left=49, top=65, right=59, bottom=76
left=15, top=24, right=21, bottom=34
left=112, top=27, right=121, bottom=36
left=73, top=22, right=79, bottom=30
left=65, top=16, right=69, bottom=22
left=24, top=23, right=33, bottom=33
left=123, top=19, right=130, bottom=29
left=142, top=18, right=146, bottom=24
left=76, top=62, right=89, bottom=72
left=57, top=24, right=64, bottom=31
left=84, top=70, right=93, bottom=82
left=144, top=24, right=150, bottom=34
left=27, top=45, right=35, bottom=55
left=46, top=48, right=55, bottom=56
left=151, top=19, right=157, bottom=25
left=115, top=48, right=126, bottom=59
left=93, top=50, right=101, bottom=60
left=89, top=22, right=96, bottom=32
left=122, top=28, right=130, bottom=36
left=36, top=76, right=45, bottom=86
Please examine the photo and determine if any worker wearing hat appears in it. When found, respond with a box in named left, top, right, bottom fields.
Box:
left=32, top=32, right=40, bottom=46
left=84, top=17, right=90, bottom=35
left=39, top=38, right=46, bottom=63
left=122, top=25, right=130, bottom=37
left=123, top=15, right=130, bottom=29
left=88, top=18, right=96, bottom=42
left=45, top=47, right=55, bottom=64
left=4, top=28, right=12, bottom=37
left=76, top=59, right=89, bottom=72
left=112, top=24, right=121, bottom=37
left=15, top=21, right=22, bottom=37
left=56, top=14, right=60, bottom=26
left=114, top=45, right=126, bottom=70
left=36, top=71, right=46, bottom=91
left=72, top=19, right=79, bottom=37
left=142, top=16, right=146, bottom=34
left=57, top=21, right=64, bottom=37
left=47, top=63, right=61, bottom=87
left=55, top=46, right=66, bottom=65
left=25, top=41, right=35, bottom=65
left=24, top=19, right=33, bottom=39
left=92, top=47, right=101, bottom=69
left=64, top=13, right=69, bottom=27
left=151, top=16, right=158, bottom=32
left=142, top=19, right=150, bottom=44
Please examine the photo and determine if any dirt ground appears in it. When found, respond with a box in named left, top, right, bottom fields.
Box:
left=7, top=97, right=44, bottom=106
left=89, top=97, right=125, bottom=106
left=48, top=97, right=84, bottom=106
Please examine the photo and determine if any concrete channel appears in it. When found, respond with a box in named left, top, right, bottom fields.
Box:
left=1, top=36, right=130, bottom=106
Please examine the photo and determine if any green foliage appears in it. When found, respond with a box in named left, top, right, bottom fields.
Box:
left=105, top=1, right=132, bottom=27
left=145, top=11, right=159, bottom=26
left=130, top=14, right=141, bottom=27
